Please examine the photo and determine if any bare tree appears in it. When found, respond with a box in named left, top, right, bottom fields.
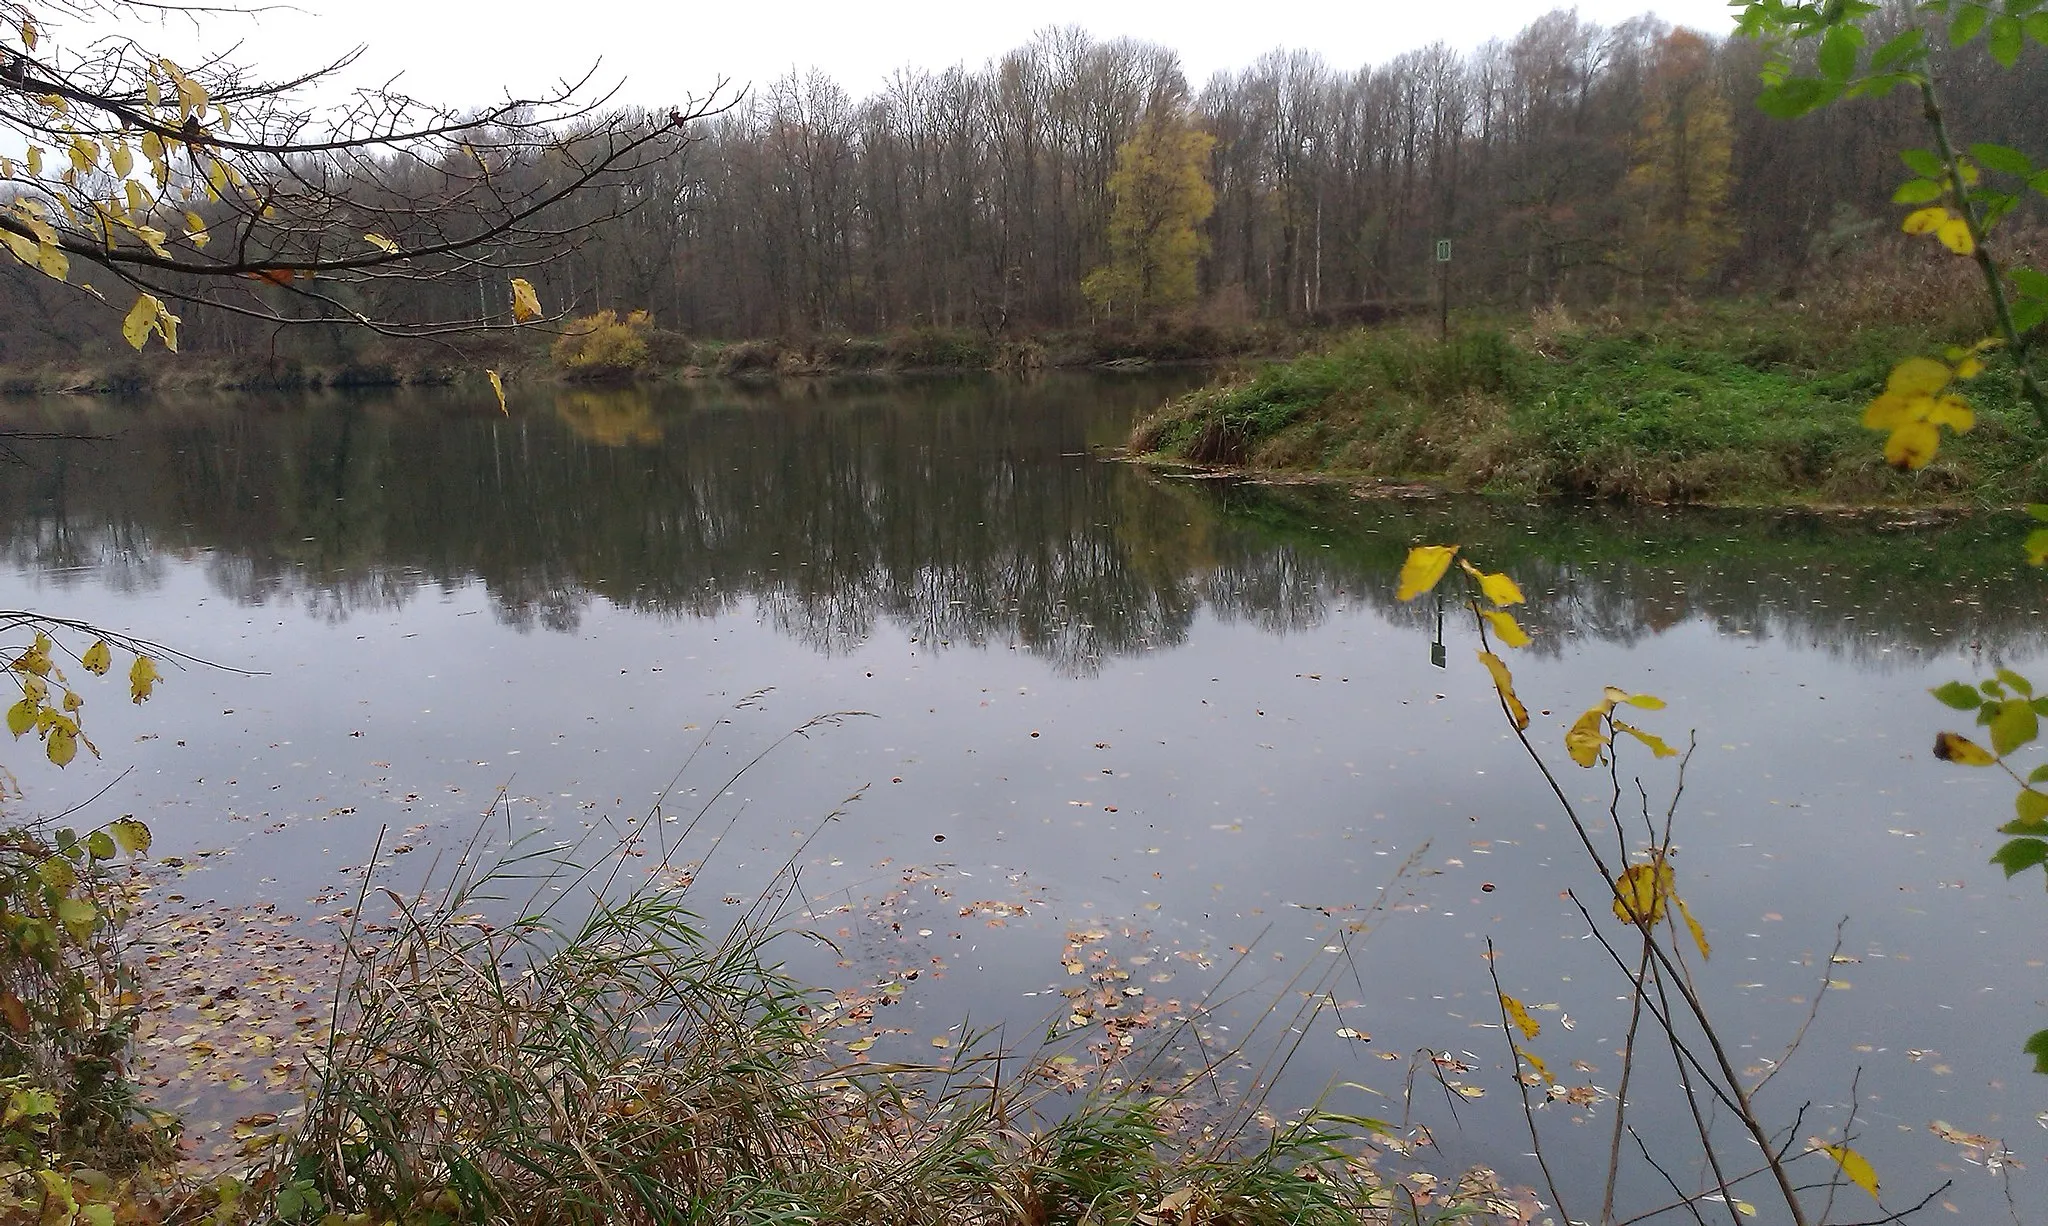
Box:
left=0, top=0, right=724, bottom=345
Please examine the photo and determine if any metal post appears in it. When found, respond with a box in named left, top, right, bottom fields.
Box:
left=1435, top=238, right=1452, bottom=342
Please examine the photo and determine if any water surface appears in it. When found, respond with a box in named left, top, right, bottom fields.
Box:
left=2, top=375, right=2043, bottom=1215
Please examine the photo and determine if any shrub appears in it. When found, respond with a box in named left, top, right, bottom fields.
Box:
left=550, top=310, right=653, bottom=379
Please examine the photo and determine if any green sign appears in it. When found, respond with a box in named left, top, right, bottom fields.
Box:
left=1435, top=239, right=1452, bottom=263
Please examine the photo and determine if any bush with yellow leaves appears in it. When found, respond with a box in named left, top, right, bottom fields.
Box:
left=550, top=310, right=653, bottom=380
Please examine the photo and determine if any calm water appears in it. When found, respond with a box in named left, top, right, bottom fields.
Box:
left=3, top=374, right=2045, bottom=1217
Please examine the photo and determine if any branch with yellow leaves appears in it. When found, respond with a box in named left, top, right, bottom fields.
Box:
left=1, top=0, right=732, bottom=342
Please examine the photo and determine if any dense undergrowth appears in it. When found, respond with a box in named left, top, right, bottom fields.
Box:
left=1129, top=294, right=2048, bottom=506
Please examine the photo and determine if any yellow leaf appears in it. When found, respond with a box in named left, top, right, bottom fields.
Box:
left=1817, top=1142, right=1880, bottom=1200
left=1612, top=863, right=1673, bottom=925
left=1932, top=730, right=1996, bottom=766
left=1499, top=992, right=1539, bottom=1039
left=1477, top=651, right=1529, bottom=731
left=510, top=277, right=543, bottom=323
left=487, top=369, right=508, bottom=415
left=185, top=212, right=208, bottom=247
left=21, top=17, right=37, bottom=50
left=1481, top=609, right=1531, bottom=649
left=1901, top=206, right=1949, bottom=235
left=5, top=698, right=33, bottom=737
left=365, top=232, right=400, bottom=254
left=1515, top=1046, right=1553, bottom=1084
left=1567, top=707, right=1608, bottom=768
left=1460, top=559, right=1525, bottom=606
left=111, top=142, right=134, bottom=179
left=0, top=227, right=37, bottom=270
left=1886, top=357, right=1952, bottom=396
left=122, top=293, right=161, bottom=350
left=1954, top=355, right=1984, bottom=379
left=1883, top=421, right=1940, bottom=470
left=1613, top=719, right=1677, bottom=758
left=25, top=146, right=41, bottom=177
left=931, top=1035, right=951, bottom=1048
left=69, top=136, right=99, bottom=173
left=1924, top=394, right=1973, bottom=432
left=1934, top=217, right=1974, bottom=255
left=1618, top=691, right=1665, bottom=710
left=35, top=236, right=67, bottom=280
left=46, top=725, right=77, bottom=766
left=1396, top=545, right=1457, bottom=602
left=109, top=818, right=152, bottom=856
left=1862, top=391, right=1918, bottom=430
left=1676, top=896, right=1711, bottom=960
left=129, top=654, right=160, bottom=703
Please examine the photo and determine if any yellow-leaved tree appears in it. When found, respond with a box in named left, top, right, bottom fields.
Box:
left=1081, top=102, right=1216, bottom=321
left=1617, top=28, right=1737, bottom=298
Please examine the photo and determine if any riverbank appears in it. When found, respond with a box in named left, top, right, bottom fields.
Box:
left=0, top=316, right=1344, bottom=397
left=1127, top=302, right=2048, bottom=507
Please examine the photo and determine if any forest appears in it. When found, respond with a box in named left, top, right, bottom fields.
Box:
left=3, top=3, right=2045, bottom=363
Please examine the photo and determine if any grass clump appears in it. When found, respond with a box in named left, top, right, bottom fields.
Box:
left=276, top=800, right=1413, bottom=1226
left=1130, top=329, right=1518, bottom=468
left=1130, top=303, right=2048, bottom=506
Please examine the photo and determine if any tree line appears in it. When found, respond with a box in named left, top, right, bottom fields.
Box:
left=4, top=3, right=2044, bottom=360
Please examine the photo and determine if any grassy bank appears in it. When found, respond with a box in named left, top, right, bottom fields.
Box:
left=1128, top=302, right=2048, bottom=506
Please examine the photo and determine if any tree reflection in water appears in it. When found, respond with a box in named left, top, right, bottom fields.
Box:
left=2, top=373, right=2043, bottom=674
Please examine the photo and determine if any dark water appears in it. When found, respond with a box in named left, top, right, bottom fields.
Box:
left=3, top=375, right=2045, bottom=1217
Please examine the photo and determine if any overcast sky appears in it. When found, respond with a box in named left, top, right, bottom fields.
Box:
left=91, top=0, right=1747, bottom=110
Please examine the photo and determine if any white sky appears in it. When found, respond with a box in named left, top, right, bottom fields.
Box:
left=85, top=0, right=1748, bottom=110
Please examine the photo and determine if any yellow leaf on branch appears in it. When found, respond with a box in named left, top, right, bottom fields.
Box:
left=510, top=277, right=543, bottom=323
left=1396, top=545, right=1457, bottom=602
left=1612, top=862, right=1674, bottom=925
left=129, top=655, right=160, bottom=703
left=1931, top=730, right=1996, bottom=766
left=1481, top=609, right=1531, bottom=649
left=1676, top=895, right=1711, bottom=960
left=1934, top=217, right=1974, bottom=255
left=1477, top=651, right=1529, bottom=731
left=121, top=293, right=180, bottom=352
left=1567, top=706, right=1608, bottom=767
left=1901, top=206, right=1949, bottom=236
left=1816, top=1142, right=1880, bottom=1200
left=1460, top=559, right=1525, bottom=607
left=1499, top=992, right=1540, bottom=1039
left=1613, top=719, right=1678, bottom=758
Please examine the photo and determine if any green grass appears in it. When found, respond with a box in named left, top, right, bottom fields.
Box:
left=1129, top=304, right=2048, bottom=506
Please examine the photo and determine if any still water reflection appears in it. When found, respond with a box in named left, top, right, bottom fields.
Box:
left=2, top=375, right=2044, bottom=1213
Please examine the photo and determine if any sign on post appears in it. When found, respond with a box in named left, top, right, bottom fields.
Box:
left=1435, top=239, right=1453, bottom=262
